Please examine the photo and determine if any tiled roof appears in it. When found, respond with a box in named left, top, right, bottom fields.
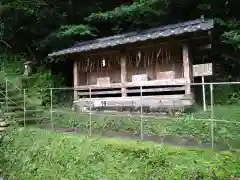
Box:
left=48, top=18, right=214, bottom=57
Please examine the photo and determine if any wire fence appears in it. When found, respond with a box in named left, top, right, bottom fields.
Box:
left=3, top=81, right=240, bottom=151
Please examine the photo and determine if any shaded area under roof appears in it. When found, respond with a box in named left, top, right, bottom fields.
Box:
left=48, top=18, right=214, bottom=57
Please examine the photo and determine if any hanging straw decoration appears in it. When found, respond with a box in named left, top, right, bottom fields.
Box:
left=165, top=47, right=168, bottom=65
left=113, top=55, right=116, bottom=70
left=156, top=47, right=161, bottom=70
left=136, top=51, right=141, bottom=67
left=142, top=52, right=145, bottom=68
left=151, top=51, right=154, bottom=66
left=80, top=59, right=83, bottom=72
left=168, top=47, right=171, bottom=62
left=82, top=60, right=85, bottom=72
left=147, top=52, right=149, bottom=67
left=84, top=58, right=90, bottom=72
left=90, top=58, right=94, bottom=72
left=116, top=55, right=120, bottom=66
left=156, top=48, right=161, bottom=59
left=102, top=57, right=106, bottom=72
left=96, top=57, right=99, bottom=72
left=107, top=56, right=111, bottom=72
left=171, top=49, right=175, bottom=73
left=127, top=54, right=130, bottom=68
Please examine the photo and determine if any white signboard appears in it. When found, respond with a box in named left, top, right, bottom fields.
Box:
left=132, top=74, right=148, bottom=86
left=97, top=77, right=110, bottom=87
left=193, top=63, right=213, bottom=77
left=132, top=74, right=148, bottom=82
left=157, top=71, right=175, bottom=80
left=192, top=63, right=213, bottom=112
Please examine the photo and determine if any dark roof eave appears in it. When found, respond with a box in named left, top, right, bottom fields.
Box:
left=48, top=18, right=214, bottom=57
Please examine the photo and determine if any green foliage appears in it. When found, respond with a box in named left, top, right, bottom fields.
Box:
left=214, top=85, right=240, bottom=104
left=223, top=30, right=240, bottom=49
left=87, top=0, right=168, bottom=30
left=22, top=70, right=65, bottom=106
left=56, top=24, right=95, bottom=38
left=217, top=18, right=240, bottom=51
left=47, top=104, right=240, bottom=150
left=1, top=0, right=48, bottom=15
left=1, top=0, right=132, bottom=60
left=2, top=0, right=240, bottom=85
left=2, top=0, right=240, bottom=121
left=0, top=54, right=64, bottom=107
left=37, top=24, right=96, bottom=51
left=0, top=54, right=25, bottom=75
left=1, top=128, right=240, bottom=179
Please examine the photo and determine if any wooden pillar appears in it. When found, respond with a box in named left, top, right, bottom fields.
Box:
left=182, top=44, right=192, bottom=95
left=73, top=60, right=79, bottom=100
left=120, top=55, right=127, bottom=97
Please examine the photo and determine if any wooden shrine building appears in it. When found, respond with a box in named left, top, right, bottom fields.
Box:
left=49, top=18, right=214, bottom=112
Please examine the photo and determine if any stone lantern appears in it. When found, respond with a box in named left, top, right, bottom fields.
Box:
left=23, top=61, right=32, bottom=76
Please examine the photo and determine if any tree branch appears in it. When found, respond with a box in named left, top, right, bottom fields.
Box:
left=0, top=39, right=12, bottom=48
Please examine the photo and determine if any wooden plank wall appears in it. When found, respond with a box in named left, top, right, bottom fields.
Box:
left=76, top=43, right=184, bottom=87
left=77, top=54, right=121, bottom=86
left=126, top=44, right=183, bottom=82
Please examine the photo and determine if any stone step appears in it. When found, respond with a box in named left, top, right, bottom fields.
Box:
left=4, top=110, right=44, bottom=117
left=0, top=99, right=42, bottom=108
left=17, top=118, right=46, bottom=125
left=0, top=121, right=8, bottom=127
left=5, top=105, right=24, bottom=112
left=5, top=110, right=35, bottom=116
left=4, top=112, right=45, bottom=121
left=0, top=94, right=23, bottom=101
left=0, top=101, right=23, bottom=108
left=0, top=127, right=6, bottom=131
left=4, top=89, right=22, bottom=94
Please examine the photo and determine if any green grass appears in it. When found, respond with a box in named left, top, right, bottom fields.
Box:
left=36, top=104, right=240, bottom=150
left=1, top=128, right=240, bottom=179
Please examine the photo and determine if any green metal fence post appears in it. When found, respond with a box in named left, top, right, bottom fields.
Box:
left=50, top=88, right=53, bottom=130
left=210, top=83, right=214, bottom=150
left=89, top=87, right=92, bottom=137
left=23, top=89, right=26, bottom=127
left=5, top=79, right=8, bottom=113
left=140, top=86, right=143, bottom=140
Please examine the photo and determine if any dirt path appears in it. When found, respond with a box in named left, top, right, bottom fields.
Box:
left=35, top=125, right=230, bottom=151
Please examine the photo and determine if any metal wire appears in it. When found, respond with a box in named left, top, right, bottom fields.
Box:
left=23, top=89, right=26, bottom=127
left=89, top=87, right=92, bottom=137
left=3, top=81, right=240, bottom=150
left=37, top=81, right=240, bottom=91
left=50, top=88, right=53, bottom=130
left=5, top=78, right=22, bottom=90
left=50, top=109, right=240, bottom=124
left=140, top=86, right=143, bottom=140
left=210, top=83, right=214, bottom=149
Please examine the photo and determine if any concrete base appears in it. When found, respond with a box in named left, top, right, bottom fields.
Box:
left=0, top=121, right=8, bottom=127
left=74, top=94, right=194, bottom=113
left=0, top=127, right=7, bottom=131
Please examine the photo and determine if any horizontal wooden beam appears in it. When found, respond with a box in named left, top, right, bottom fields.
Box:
left=74, top=94, right=193, bottom=102
left=74, top=94, right=194, bottom=109
left=78, top=90, right=121, bottom=96
left=127, top=87, right=185, bottom=94
left=77, top=86, right=185, bottom=96
left=75, top=78, right=189, bottom=91
left=198, top=44, right=211, bottom=50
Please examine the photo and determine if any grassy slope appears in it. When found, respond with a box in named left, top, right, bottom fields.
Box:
left=42, top=104, right=240, bottom=149
left=1, top=128, right=240, bottom=180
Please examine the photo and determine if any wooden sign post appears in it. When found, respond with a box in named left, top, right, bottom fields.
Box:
left=193, top=63, right=213, bottom=111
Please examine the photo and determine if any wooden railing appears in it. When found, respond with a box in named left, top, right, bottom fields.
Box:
left=76, top=78, right=188, bottom=98
left=76, top=78, right=189, bottom=90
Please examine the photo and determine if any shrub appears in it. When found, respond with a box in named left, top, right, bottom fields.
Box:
left=1, top=128, right=240, bottom=180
